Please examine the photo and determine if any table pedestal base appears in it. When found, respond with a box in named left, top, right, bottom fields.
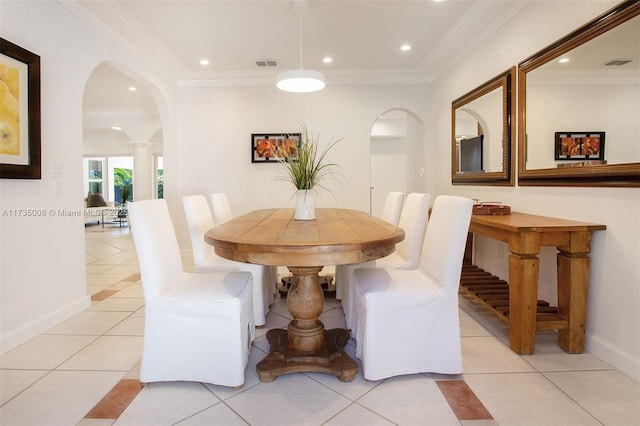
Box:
left=256, top=328, right=357, bottom=383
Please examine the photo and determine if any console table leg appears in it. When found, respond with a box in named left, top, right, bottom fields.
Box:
left=508, top=231, right=541, bottom=355
left=557, top=231, right=592, bottom=353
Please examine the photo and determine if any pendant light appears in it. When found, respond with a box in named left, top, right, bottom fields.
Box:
left=277, top=3, right=325, bottom=93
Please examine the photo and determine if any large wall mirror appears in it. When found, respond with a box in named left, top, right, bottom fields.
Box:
left=518, top=0, right=639, bottom=186
left=452, top=67, right=515, bottom=185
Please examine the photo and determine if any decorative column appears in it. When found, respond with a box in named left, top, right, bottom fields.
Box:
left=129, top=140, right=151, bottom=201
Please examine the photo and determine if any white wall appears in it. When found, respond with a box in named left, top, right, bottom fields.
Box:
left=0, top=1, right=175, bottom=352
left=173, top=84, right=430, bottom=245
left=431, top=0, right=639, bottom=380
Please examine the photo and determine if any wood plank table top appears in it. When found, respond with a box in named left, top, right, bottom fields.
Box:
left=205, top=208, right=405, bottom=267
left=470, top=212, right=606, bottom=233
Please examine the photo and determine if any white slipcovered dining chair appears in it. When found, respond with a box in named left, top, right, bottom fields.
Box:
left=380, top=191, right=405, bottom=226
left=336, top=192, right=430, bottom=335
left=335, top=191, right=404, bottom=300
left=210, top=192, right=234, bottom=225
left=353, top=195, right=473, bottom=380
left=211, top=192, right=280, bottom=284
left=183, top=194, right=276, bottom=326
left=129, top=199, right=254, bottom=387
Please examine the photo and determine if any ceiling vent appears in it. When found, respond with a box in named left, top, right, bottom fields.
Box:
left=256, top=59, right=279, bottom=67
left=605, top=58, right=632, bottom=66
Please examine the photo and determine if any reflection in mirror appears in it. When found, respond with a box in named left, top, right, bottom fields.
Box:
left=518, top=0, right=640, bottom=186
left=451, top=67, right=515, bottom=185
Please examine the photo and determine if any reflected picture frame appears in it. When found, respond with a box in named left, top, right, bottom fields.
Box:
left=0, top=38, right=41, bottom=179
left=554, top=131, right=605, bottom=161
left=251, top=133, right=301, bottom=163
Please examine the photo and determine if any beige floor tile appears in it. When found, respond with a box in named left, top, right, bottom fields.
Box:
left=226, top=373, right=351, bottom=425
left=465, top=372, right=601, bottom=425
left=357, top=375, right=459, bottom=425
left=87, top=273, right=133, bottom=286
left=0, top=370, right=123, bottom=426
left=324, top=403, right=394, bottom=425
left=0, top=334, right=97, bottom=370
left=462, top=336, right=536, bottom=373
left=460, top=311, right=492, bottom=337
left=0, top=369, right=48, bottom=405
left=89, top=297, right=145, bottom=312
left=112, top=284, right=144, bottom=298
left=267, top=299, right=293, bottom=320
left=523, top=334, right=615, bottom=372
left=103, top=264, right=140, bottom=275
left=77, top=418, right=117, bottom=426
left=88, top=284, right=112, bottom=296
left=319, top=306, right=348, bottom=329
left=114, top=381, right=220, bottom=426
left=203, top=348, right=265, bottom=401
left=87, top=263, right=121, bottom=274
left=58, top=336, right=143, bottom=371
left=544, top=369, right=640, bottom=425
left=45, top=311, right=131, bottom=335
left=105, top=316, right=144, bottom=336
left=173, top=403, right=249, bottom=425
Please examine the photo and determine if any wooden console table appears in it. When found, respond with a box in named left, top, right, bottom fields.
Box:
left=462, top=212, right=605, bottom=355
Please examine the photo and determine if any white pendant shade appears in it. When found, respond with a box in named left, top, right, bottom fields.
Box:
left=277, top=1, right=325, bottom=93
left=277, top=69, right=325, bottom=93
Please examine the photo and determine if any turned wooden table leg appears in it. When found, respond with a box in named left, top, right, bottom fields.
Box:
left=508, top=231, right=541, bottom=355
left=287, top=266, right=325, bottom=352
left=256, top=266, right=357, bottom=382
left=557, top=231, right=592, bottom=353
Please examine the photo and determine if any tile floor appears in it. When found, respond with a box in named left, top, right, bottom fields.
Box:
left=1, top=225, right=638, bottom=425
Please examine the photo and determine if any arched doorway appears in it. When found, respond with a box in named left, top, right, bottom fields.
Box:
left=82, top=62, right=164, bottom=297
left=369, top=109, right=426, bottom=217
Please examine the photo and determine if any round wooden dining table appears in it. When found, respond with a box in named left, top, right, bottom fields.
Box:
left=204, top=208, right=404, bottom=382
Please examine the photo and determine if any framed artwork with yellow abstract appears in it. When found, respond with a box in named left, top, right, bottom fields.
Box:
left=0, top=38, right=41, bottom=179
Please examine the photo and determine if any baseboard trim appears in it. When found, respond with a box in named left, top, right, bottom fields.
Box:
left=586, top=334, right=640, bottom=382
left=0, top=295, right=91, bottom=354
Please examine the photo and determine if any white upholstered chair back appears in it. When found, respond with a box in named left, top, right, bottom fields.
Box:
left=380, top=191, right=404, bottom=225
left=394, top=192, right=430, bottom=267
left=128, top=199, right=183, bottom=296
left=183, top=195, right=216, bottom=269
left=419, top=195, right=474, bottom=293
left=211, top=192, right=233, bottom=225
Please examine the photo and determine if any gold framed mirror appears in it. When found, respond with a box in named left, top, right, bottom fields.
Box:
left=452, top=67, right=515, bottom=185
left=518, top=0, right=640, bottom=187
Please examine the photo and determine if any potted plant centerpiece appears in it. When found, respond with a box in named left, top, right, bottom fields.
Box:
left=278, top=126, right=342, bottom=220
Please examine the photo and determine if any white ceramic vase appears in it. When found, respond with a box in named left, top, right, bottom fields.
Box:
left=294, top=189, right=316, bottom=220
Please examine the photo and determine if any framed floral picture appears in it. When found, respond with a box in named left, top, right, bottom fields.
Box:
left=554, top=132, right=605, bottom=161
left=251, top=133, right=301, bottom=163
left=0, top=38, right=41, bottom=179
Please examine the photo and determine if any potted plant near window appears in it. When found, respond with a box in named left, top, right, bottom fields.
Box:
left=278, top=125, right=342, bottom=220
left=118, top=185, right=131, bottom=220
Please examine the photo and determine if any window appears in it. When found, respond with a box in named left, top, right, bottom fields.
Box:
left=154, top=155, right=164, bottom=199
left=85, top=157, right=105, bottom=195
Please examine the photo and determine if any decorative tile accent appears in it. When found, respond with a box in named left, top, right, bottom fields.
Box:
left=121, top=273, right=141, bottom=282
left=91, top=290, right=119, bottom=302
left=84, top=379, right=143, bottom=419
left=436, top=380, right=493, bottom=420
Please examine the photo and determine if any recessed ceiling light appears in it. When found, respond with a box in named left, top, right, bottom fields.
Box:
left=400, top=44, right=411, bottom=52
left=111, top=126, right=122, bottom=131
left=128, top=86, right=137, bottom=92
left=558, top=57, right=570, bottom=63
left=323, top=57, right=333, bottom=64
left=200, top=59, right=210, bottom=66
